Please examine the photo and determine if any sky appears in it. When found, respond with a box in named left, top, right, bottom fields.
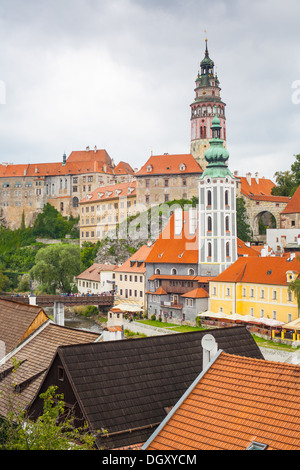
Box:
left=0, top=0, right=300, bottom=181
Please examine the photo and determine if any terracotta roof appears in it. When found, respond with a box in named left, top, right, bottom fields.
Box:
left=29, top=327, right=263, bottom=450
left=145, top=210, right=258, bottom=265
left=76, top=263, right=117, bottom=281
left=80, top=181, right=136, bottom=204
left=148, top=287, right=168, bottom=295
left=0, top=322, right=99, bottom=418
left=113, top=161, right=134, bottom=175
left=0, top=159, right=114, bottom=178
left=281, top=185, right=300, bottom=214
left=115, top=245, right=153, bottom=274
left=0, top=298, right=48, bottom=354
left=181, top=288, right=209, bottom=298
left=66, top=148, right=112, bottom=165
left=237, top=239, right=260, bottom=257
left=144, top=351, right=300, bottom=450
left=135, top=154, right=203, bottom=176
left=239, top=176, right=289, bottom=203
left=213, top=255, right=300, bottom=285
left=145, top=211, right=198, bottom=264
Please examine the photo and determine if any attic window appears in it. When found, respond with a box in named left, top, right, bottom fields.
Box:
left=147, top=165, right=153, bottom=172
left=58, top=366, right=64, bottom=382
left=246, top=441, right=268, bottom=450
left=267, top=270, right=272, bottom=275
left=179, top=163, right=186, bottom=171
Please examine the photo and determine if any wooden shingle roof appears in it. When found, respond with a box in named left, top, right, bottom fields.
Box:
left=0, top=322, right=99, bottom=418
left=31, top=327, right=264, bottom=449
left=0, top=298, right=48, bottom=355
left=144, top=351, right=300, bottom=450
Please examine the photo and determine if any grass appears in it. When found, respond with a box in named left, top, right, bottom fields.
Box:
left=138, top=319, right=299, bottom=351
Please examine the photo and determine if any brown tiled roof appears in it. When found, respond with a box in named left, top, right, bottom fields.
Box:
left=144, top=352, right=300, bottom=450
left=76, top=263, right=118, bottom=281
left=0, top=322, right=99, bottom=417
left=113, top=161, right=134, bottom=175
left=30, top=327, right=263, bottom=450
left=0, top=298, right=48, bottom=354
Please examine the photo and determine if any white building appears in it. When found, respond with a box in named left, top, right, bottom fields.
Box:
left=76, top=263, right=117, bottom=295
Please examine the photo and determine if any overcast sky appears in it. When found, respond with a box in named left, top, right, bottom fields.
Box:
left=0, top=0, right=299, bottom=180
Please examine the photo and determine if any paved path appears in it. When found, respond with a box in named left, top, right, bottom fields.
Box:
left=124, top=320, right=300, bottom=364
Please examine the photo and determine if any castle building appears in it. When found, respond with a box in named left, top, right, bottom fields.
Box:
left=0, top=147, right=134, bottom=229
left=190, top=40, right=227, bottom=169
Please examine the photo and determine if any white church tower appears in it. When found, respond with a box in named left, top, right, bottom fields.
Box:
left=198, top=106, right=237, bottom=276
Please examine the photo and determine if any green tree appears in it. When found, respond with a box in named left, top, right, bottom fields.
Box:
left=236, top=197, right=252, bottom=241
left=80, top=241, right=101, bottom=271
left=0, top=384, right=95, bottom=450
left=30, top=244, right=81, bottom=294
left=288, top=278, right=300, bottom=314
left=32, top=203, right=79, bottom=239
left=271, top=153, right=300, bottom=197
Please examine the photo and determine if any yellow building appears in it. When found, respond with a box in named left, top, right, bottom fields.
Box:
left=79, top=181, right=137, bottom=245
left=209, top=255, right=300, bottom=324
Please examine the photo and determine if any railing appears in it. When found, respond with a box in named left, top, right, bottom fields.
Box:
left=0, top=294, right=114, bottom=307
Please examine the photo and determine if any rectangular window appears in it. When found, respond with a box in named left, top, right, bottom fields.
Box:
left=58, top=366, right=64, bottom=382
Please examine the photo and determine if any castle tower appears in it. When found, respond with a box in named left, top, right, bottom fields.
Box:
left=198, top=107, right=237, bottom=276
left=190, top=40, right=227, bottom=169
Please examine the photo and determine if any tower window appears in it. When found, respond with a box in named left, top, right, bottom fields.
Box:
left=225, top=190, right=229, bottom=206
left=207, top=216, right=212, bottom=232
left=207, top=190, right=212, bottom=206
left=208, top=242, right=212, bottom=258
left=226, top=242, right=230, bottom=258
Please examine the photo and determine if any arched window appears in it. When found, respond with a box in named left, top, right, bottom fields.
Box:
left=171, top=268, right=177, bottom=275
left=155, top=268, right=160, bottom=275
left=207, top=190, right=212, bottom=206
left=207, top=216, right=212, bottom=232
left=208, top=242, right=212, bottom=258
left=226, top=242, right=230, bottom=258
left=225, top=190, right=229, bottom=206
left=225, top=216, right=230, bottom=232
left=188, top=268, right=195, bottom=276
left=72, top=197, right=79, bottom=208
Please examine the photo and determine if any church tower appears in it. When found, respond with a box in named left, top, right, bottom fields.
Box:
left=190, top=40, right=227, bottom=170
left=198, top=106, right=237, bottom=276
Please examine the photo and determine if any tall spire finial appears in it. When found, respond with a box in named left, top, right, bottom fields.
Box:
left=204, top=30, right=208, bottom=55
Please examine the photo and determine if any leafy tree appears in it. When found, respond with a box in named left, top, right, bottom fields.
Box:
left=271, top=153, right=300, bottom=197
left=288, top=278, right=300, bottom=314
left=30, top=244, right=81, bottom=294
left=236, top=197, right=252, bottom=241
left=80, top=241, right=101, bottom=271
left=0, top=384, right=95, bottom=450
left=32, top=203, right=79, bottom=239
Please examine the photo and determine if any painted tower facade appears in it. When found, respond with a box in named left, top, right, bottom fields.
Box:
left=190, top=40, right=227, bottom=169
left=198, top=108, right=237, bottom=276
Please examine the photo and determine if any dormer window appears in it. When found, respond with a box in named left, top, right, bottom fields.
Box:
left=179, top=163, right=186, bottom=171
left=147, top=165, right=153, bottom=172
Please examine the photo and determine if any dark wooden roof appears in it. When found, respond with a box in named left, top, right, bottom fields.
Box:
left=0, top=298, right=48, bottom=354
left=36, top=327, right=264, bottom=449
left=0, top=322, right=99, bottom=418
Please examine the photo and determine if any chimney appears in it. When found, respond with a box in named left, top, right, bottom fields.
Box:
left=255, top=172, right=259, bottom=184
left=94, top=146, right=97, bottom=152
left=246, top=172, right=251, bottom=185
left=201, top=334, right=218, bottom=369
left=62, top=153, right=66, bottom=166
left=86, top=146, right=90, bottom=152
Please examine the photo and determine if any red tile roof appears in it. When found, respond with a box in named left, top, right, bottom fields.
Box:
left=144, top=351, right=300, bottom=450
left=146, top=211, right=260, bottom=265
left=213, top=255, right=300, bottom=285
left=113, top=161, right=134, bottom=175
left=114, top=244, right=153, bottom=273
left=135, top=154, right=203, bottom=176
left=281, top=185, right=300, bottom=214
left=80, top=181, right=136, bottom=204
left=181, top=287, right=209, bottom=298
left=67, top=148, right=112, bottom=165
left=239, top=176, right=289, bottom=203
